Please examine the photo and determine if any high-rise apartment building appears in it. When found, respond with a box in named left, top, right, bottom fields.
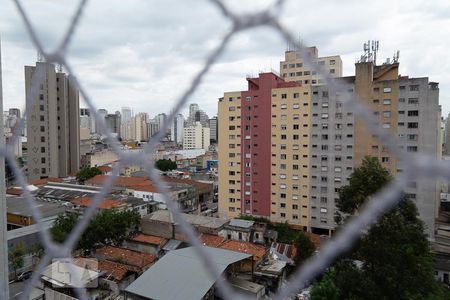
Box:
left=280, top=47, right=342, bottom=84
left=105, top=112, right=121, bottom=137
left=171, top=113, right=184, bottom=145
left=96, top=109, right=108, bottom=135
left=186, top=103, right=209, bottom=127
left=218, top=47, right=440, bottom=238
left=209, top=117, right=218, bottom=142
left=183, top=122, right=210, bottom=150
left=25, top=61, right=80, bottom=180
left=121, top=107, right=132, bottom=124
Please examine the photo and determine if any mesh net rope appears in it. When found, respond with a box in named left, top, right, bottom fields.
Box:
left=0, top=0, right=446, bottom=299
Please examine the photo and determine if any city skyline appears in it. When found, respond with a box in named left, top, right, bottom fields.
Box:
left=0, top=0, right=449, bottom=119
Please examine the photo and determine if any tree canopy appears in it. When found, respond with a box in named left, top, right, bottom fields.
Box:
left=155, top=159, right=177, bottom=171
left=76, top=166, right=102, bottom=183
left=311, top=156, right=447, bottom=300
left=51, top=209, right=140, bottom=254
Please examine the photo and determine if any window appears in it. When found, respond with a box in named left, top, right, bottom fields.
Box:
left=293, top=93, right=300, bottom=99
left=281, top=94, right=287, bottom=99
left=408, top=110, right=419, bottom=116
left=382, top=123, right=391, bottom=129
left=296, top=63, right=303, bottom=67
left=330, top=69, right=335, bottom=74
left=408, top=98, right=419, bottom=104
left=293, top=124, right=299, bottom=130
left=41, top=157, right=46, bottom=163
left=382, top=157, right=389, bottom=163
left=321, top=113, right=329, bottom=119
left=40, top=126, right=45, bottom=132
left=40, top=136, right=45, bottom=142
left=407, top=122, right=418, bottom=129
left=383, top=111, right=391, bottom=117
left=407, top=146, right=418, bottom=152
left=229, top=106, right=236, bottom=111
left=281, top=104, right=287, bottom=109
left=409, top=85, right=419, bottom=91
left=383, top=99, right=391, bottom=105
left=41, top=147, right=46, bottom=153
left=383, top=87, right=392, bottom=93
left=39, top=105, right=44, bottom=111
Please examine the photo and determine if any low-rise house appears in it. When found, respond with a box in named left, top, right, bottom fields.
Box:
left=94, top=246, right=156, bottom=273
left=140, top=210, right=227, bottom=239
left=219, top=240, right=268, bottom=270
left=71, top=197, right=127, bottom=212
left=199, top=233, right=226, bottom=248
left=97, top=260, right=141, bottom=293
left=219, top=219, right=267, bottom=244
left=124, top=234, right=167, bottom=256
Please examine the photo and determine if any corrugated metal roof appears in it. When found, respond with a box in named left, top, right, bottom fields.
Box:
left=229, top=219, right=254, bottom=228
left=125, top=246, right=251, bottom=300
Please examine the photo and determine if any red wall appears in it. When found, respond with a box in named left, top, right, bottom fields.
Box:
left=240, top=73, right=285, bottom=217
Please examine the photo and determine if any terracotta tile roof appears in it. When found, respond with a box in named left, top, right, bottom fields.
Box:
left=129, top=185, right=160, bottom=193
left=98, top=260, right=140, bottom=281
left=6, top=187, right=23, bottom=196
left=30, top=177, right=63, bottom=186
left=96, top=246, right=156, bottom=269
left=199, top=234, right=225, bottom=248
left=71, top=197, right=124, bottom=210
left=219, top=240, right=267, bottom=261
left=87, top=175, right=151, bottom=189
left=97, top=166, right=113, bottom=173
left=131, top=234, right=165, bottom=245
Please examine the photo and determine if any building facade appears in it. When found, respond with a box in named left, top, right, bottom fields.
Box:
left=209, top=117, right=218, bottom=142
left=25, top=61, right=80, bottom=180
left=183, top=122, right=210, bottom=150
left=170, top=113, right=184, bottom=145
left=218, top=48, right=440, bottom=238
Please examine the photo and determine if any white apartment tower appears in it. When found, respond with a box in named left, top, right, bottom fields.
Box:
left=25, top=61, right=80, bottom=180
left=183, top=122, right=210, bottom=150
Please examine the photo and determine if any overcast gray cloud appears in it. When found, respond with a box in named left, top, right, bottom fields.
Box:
left=1, top=0, right=450, bottom=119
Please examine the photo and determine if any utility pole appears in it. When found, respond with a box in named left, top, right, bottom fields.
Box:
left=0, top=38, right=10, bottom=300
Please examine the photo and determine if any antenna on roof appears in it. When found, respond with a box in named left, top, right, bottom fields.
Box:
left=392, top=50, right=400, bottom=63
left=37, top=50, right=45, bottom=62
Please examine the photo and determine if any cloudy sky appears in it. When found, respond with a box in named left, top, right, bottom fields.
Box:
left=1, top=0, right=450, bottom=119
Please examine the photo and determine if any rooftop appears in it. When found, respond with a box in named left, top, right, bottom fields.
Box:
left=7, top=197, right=67, bottom=219
left=229, top=219, right=254, bottom=229
left=131, top=234, right=166, bottom=245
left=98, top=260, right=140, bottom=282
left=71, top=197, right=125, bottom=210
left=219, top=240, right=267, bottom=261
left=95, top=246, right=156, bottom=269
left=125, top=246, right=251, bottom=300
left=199, top=233, right=226, bottom=248
left=144, top=210, right=227, bottom=229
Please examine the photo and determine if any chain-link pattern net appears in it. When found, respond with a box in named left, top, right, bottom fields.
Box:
left=1, top=0, right=446, bottom=299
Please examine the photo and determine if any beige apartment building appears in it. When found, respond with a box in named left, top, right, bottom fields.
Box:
left=25, top=62, right=80, bottom=180
left=183, top=122, right=210, bottom=150
left=280, top=46, right=342, bottom=84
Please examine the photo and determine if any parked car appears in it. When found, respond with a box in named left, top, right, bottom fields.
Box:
left=17, top=271, right=32, bottom=281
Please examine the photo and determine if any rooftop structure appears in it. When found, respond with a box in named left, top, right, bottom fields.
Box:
left=125, top=246, right=251, bottom=300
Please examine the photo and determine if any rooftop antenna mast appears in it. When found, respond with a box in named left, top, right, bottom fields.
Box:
left=371, top=40, right=379, bottom=65
left=37, top=50, right=45, bottom=62
left=392, top=50, right=400, bottom=63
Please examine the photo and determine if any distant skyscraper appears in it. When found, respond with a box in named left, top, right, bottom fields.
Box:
left=121, top=107, right=132, bottom=124
left=186, top=103, right=209, bottom=127
left=105, top=112, right=121, bottom=137
left=26, top=61, right=80, bottom=180
left=171, top=113, right=184, bottom=144
left=96, top=108, right=108, bottom=135
left=209, top=117, right=217, bottom=142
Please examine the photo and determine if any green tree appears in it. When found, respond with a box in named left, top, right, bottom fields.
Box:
left=294, top=231, right=316, bottom=266
left=10, top=244, right=25, bottom=277
left=50, top=213, right=79, bottom=244
left=311, top=156, right=442, bottom=300
left=155, top=159, right=177, bottom=171
left=51, top=210, right=140, bottom=254
left=76, top=167, right=102, bottom=183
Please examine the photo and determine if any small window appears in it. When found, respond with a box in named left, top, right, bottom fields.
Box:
left=383, top=87, right=392, bottom=93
